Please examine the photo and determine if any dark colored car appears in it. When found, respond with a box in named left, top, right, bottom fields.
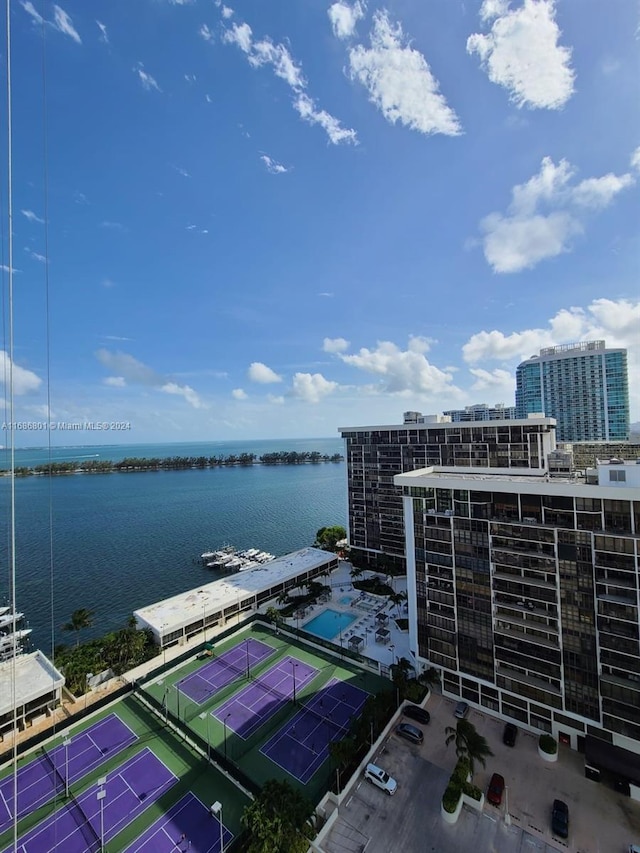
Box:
left=454, top=701, right=469, bottom=719
left=395, top=722, right=424, bottom=745
left=403, top=704, right=430, bottom=725
left=487, top=773, right=505, bottom=806
left=551, top=799, right=569, bottom=838
left=503, top=723, right=518, bottom=747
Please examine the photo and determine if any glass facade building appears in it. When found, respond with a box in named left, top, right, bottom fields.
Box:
left=396, top=465, right=640, bottom=751
left=515, top=341, right=630, bottom=442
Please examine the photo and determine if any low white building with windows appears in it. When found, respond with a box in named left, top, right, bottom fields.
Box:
left=133, top=547, right=338, bottom=649
left=0, top=651, right=65, bottom=739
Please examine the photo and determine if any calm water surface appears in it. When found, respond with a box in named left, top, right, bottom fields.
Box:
left=0, top=439, right=346, bottom=652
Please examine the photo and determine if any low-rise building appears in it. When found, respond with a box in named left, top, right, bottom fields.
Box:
left=0, top=651, right=65, bottom=739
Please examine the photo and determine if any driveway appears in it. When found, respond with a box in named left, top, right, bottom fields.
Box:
left=320, top=693, right=640, bottom=853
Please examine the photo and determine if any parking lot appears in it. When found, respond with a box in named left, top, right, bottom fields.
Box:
left=321, top=693, right=640, bottom=853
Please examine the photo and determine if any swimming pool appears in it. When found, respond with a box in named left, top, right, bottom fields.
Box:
left=338, top=595, right=353, bottom=605
left=304, top=609, right=357, bottom=640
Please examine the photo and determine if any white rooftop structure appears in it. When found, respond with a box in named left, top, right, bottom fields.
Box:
left=0, top=650, right=65, bottom=721
left=134, top=547, right=337, bottom=643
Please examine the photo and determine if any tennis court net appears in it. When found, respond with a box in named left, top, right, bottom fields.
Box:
left=40, top=745, right=67, bottom=795
left=298, top=701, right=354, bottom=739
left=67, top=786, right=101, bottom=852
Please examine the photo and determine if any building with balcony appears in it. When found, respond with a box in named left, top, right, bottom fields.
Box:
left=442, top=403, right=517, bottom=422
left=394, top=459, right=640, bottom=758
left=515, top=340, right=629, bottom=442
left=338, top=415, right=556, bottom=572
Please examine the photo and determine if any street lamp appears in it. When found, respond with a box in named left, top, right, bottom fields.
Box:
left=161, top=623, right=168, bottom=667
left=223, top=713, right=231, bottom=762
left=245, top=639, right=251, bottom=679
left=199, top=712, right=211, bottom=761
left=211, top=800, right=224, bottom=853
left=63, top=738, right=71, bottom=797
left=291, top=661, right=298, bottom=705
left=97, top=777, right=106, bottom=851
left=203, top=604, right=207, bottom=643
left=504, top=785, right=511, bottom=826
left=388, top=644, right=395, bottom=672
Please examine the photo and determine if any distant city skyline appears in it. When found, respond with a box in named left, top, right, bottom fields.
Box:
left=2, top=0, right=638, bottom=442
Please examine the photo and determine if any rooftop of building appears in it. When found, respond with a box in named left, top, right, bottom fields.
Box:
left=133, top=547, right=336, bottom=634
left=0, top=650, right=65, bottom=716
left=519, top=339, right=626, bottom=363
left=339, top=414, right=556, bottom=433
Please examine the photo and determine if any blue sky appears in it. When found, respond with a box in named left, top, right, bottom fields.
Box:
left=3, top=0, right=639, bottom=443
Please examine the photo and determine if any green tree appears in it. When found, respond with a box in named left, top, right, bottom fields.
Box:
left=62, top=608, right=94, bottom=647
left=314, top=525, right=347, bottom=552
left=265, top=607, right=283, bottom=630
left=241, top=779, right=315, bottom=853
left=444, top=719, right=493, bottom=776
left=419, top=666, right=441, bottom=688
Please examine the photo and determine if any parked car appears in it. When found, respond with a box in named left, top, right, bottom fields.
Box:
left=487, top=773, right=505, bottom=806
left=403, top=704, right=430, bottom=724
left=551, top=799, right=569, bottom=838
left=363, top=763, right=397, bottom=795
left=503, top=723, right=518, bottom=747
left=454, top=701, right=469, bottom=719
left=629, top=846, right=640, bottom=853
left=395, top=722, right=424, bottom=745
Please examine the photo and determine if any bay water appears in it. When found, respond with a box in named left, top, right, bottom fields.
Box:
left=0, top=438, right=346, bottom=653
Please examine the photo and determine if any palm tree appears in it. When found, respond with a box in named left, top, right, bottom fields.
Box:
left=242, top=779, right=314, bottom=853
left=444, top=719, right=493, bottom=776
left=62, top=608, right=94, bottom=647
left=276, top=590, right=290, bottom=606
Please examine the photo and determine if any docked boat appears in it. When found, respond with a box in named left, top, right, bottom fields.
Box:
left=201, top=545, right=276, bottom=572
left=0, top=611, right=23, bottom=629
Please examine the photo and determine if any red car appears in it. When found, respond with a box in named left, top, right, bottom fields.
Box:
left=487, top=773, right=505, bottom=806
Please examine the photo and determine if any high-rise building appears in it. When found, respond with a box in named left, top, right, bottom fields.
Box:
left=442, top=403, right=517, bottom=422
left=515, top=341, right=629, bottom=442
left=395, top=458, right=640, bottom=757
left=338, top=415, right=556, bottom=571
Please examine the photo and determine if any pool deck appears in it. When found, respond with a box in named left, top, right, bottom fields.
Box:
left=289, top=560, right=410, bottom=672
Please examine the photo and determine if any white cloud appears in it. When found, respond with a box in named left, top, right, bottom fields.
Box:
left=200, top=24, right=215, bottom=43
left=479, top=155, right=636, bottom=273
left=52, top=5, right=81, bottom=43
left=291, top=372, right=338, bottom=403
left=21, top=2, right=43, bottom=25
left=134, top=63, right=162, bottom=93
left=101, top=221, right=126, bottom=231
left=161, top=382, right=204, bottom=409
left=25, top=248, right=47, bottom=263
left=221, top=16, right=357, bottom=145
left=184, top=74, right=196, bottom=84
left=260, top=154, right=289, bottom=174
left=335, top=337, right=461, bottom=397
left=293, top=93, right=358, bottom=145
left=221, top=6, right=234, bottom=19
left=318, top=292, right=334, bottom=298
left=267, top=394, right=284, bottom=404
left=248, top=362, right=283, bottom=384
left=21, top=209, right=44, bottom=224
left=173, top=165, right=191, bottom=178
left=348, top=11, right=461, bottom=137
left=468, top=367, right=515, bottom=395
left=95, top=349, right=204, bottom=408
left=0, top=351, right=41, bottom=394
left=467, top=0, right=574, bottom=110
left=22, top=2, right=81, bottom=43
left=462, top=298, right=640, bottom=364
left=323, top=337, right=350, bottom=353
left=223, top=22, right=253, bottom=53
left=328, top=1, right=365, bottom=40
left=631, top=147, right=640, bottom=173
left=104, top=376, right=126, bottom=387
left=96, top=20, right=108, bottom=43
left=232, top=388, right=248, bottom=400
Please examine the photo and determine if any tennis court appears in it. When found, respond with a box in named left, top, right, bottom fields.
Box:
left=177, top=638, right=274, bottom=705
left=260, top=678, right=370, bottom=783
left=1, top=748, right=176, bottom=853
left=124, top=792, right=232, bottom=853
left=0, top=714, right=137, bottom=832
left=213, top=656, right=318, bottom=739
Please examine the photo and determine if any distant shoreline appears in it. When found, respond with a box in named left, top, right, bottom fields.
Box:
left=2, top=450, right=344, bottom=476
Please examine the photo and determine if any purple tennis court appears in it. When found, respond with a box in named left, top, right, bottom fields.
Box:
left=213, top=656, right=318, bottom=739
left=177, top=638, right=274, bottom=705
left=0, top=713, right=137, bottom=832
left=1, top=748, right=177, bottom=853
left=123, top=792, right=232, bottom=853
left=260, top=678, right=370, bottom=784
